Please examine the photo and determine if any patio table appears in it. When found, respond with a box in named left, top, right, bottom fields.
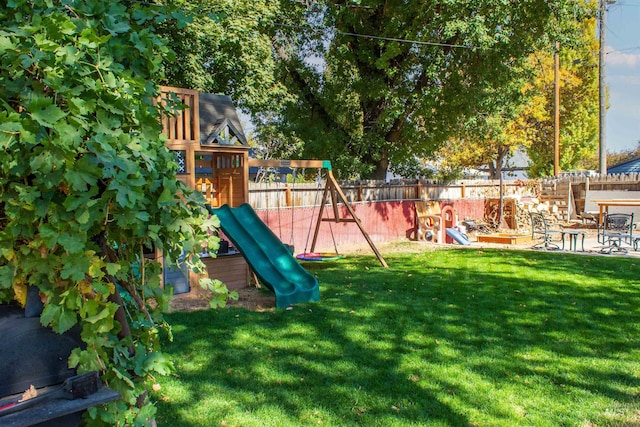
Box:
left=560, top=229, right=586, bottom=252
left=592, top=199, right=640, bottom=224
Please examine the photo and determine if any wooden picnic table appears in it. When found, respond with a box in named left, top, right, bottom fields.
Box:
left=592, top=199, right=640, bottom=224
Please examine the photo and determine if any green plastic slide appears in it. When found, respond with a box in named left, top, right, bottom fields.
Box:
left=208, top=203, right=320, bottom=308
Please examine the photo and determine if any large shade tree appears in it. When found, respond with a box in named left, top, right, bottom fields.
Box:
left=159, top=1, right=586, bottom=179
left=283, top=1, right=597, bottom=179
left=0, top=1, right=231, bottom=424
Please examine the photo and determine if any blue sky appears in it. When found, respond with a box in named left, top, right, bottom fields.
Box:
left=605, top=0, right=640, bottom=152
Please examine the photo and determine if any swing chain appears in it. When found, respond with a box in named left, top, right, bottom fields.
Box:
left=302, top=170, right=324, bottom=254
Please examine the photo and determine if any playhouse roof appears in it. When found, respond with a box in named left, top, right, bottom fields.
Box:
left=199, top=93, right=248, bottom=146
left=608, top=156, right=640, bottom=175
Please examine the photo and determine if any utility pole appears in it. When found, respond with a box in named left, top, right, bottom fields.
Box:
left=599, top=0, right=614, bottom=175
left=554, top=41, right=560, bottom=177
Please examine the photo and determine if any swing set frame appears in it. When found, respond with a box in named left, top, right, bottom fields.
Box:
left=248, top=159, right=388, bottom=268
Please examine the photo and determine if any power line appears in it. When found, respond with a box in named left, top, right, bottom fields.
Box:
left=335, top=30, right=473, bottom=49
left=607, top=46, right=640, bottom=53
left=611, top=0, right=640, bottom=5
left=605, top=2, right=640, bottom=49
left=274, top=23, right=475, bottom=50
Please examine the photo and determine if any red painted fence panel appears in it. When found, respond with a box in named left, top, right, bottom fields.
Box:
left=253, top=199, right=484, bottom=254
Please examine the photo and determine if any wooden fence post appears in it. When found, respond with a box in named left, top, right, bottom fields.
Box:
left=285, top=184, right=292, bottom=207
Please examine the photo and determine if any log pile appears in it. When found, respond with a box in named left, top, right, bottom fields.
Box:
left=485, top=196, right=563, bottom=233
left=515, top=198, right=563, bottom=230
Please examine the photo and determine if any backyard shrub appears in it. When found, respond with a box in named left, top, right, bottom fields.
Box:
left=0, top=1, right=230, bottom=424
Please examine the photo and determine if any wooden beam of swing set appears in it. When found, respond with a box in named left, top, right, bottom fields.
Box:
left=248, top=159, right=332, bottom=170
left=247, top=159, right=388, bottom=268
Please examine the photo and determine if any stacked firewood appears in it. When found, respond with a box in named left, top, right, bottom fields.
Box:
left=516, top=198, right=562, bottom=228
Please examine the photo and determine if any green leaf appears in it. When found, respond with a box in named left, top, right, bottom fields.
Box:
left=58, top=233, right=86, bottom=254
left=103, top=71, right=118, bottom=88
left=114, top=184, right=136, bottom=207
left=64, top=158, right=100, bottom=191
left=106, top=263, right=121, bottom=276
left=68, top=97, right=91, bottom=115
left=31, top=104, right=67, bottom=128
left=134, top=403, right=157, bottom=426
left=40, top=303, right=77, bottom=333
left=105, top=13, right=131, bottom=35
left=40, top=303, right=60, bottom=327
left=0, top=118, right=24, bottom=150
left=84, top=306, right=116, bottom=328
left=209, top=295, right=228, bottom=309
left=111, top=367, right=135, bottom=388
left=0, top=36, right=15, bottom=51
left=158, top=185, right=174, bottom=204
left=0, top=266, right=14, bottom=290
left=39, top=224, right=60, bottom=248
left=60, top=253, right=91, bottom=280
left=57, top=309, right=78, bottom=333
left=30, top=151, right=58, bottom=174
left=76, top=209, right=90, bottom=225
left=138, top=352, right=174, bottom=376
left=135, top=211, right=150, bottom=222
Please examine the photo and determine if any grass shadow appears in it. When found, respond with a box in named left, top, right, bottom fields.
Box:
left=155, top=248, right=640, bottom=426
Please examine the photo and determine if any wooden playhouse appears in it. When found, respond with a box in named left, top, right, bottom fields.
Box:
left=159, top=86, right=250, bottom=296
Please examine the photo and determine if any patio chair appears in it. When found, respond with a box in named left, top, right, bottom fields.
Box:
left=598, top=212, right=634, bottom=254
left=529, top=211, right=563, bottom=250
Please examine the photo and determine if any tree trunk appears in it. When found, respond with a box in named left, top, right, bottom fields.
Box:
left=371, top=157, right=389, bottom=180
left=488, top=146, right=509, bottom=179
left=362, top=145, right=390, bottom=180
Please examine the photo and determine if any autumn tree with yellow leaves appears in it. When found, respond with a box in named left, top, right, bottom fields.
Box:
left=438, top=2, right=599, bottom=179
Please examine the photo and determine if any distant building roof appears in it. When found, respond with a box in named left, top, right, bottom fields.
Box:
left=199, top=93, right=248, bottom=146
left=474, top=147, right=531, bottom=180
left=608, top=156, right=640, bottom=175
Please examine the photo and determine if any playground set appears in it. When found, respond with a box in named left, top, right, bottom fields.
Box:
left=159, top=86, right=387, bottom=308
left=415, top=201, right=470, bottom=246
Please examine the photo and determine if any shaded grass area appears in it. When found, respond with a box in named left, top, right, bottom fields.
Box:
left=154, top=248, right=640, bottom=426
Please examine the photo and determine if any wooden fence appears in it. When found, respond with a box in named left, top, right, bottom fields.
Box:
left=543, top=173, right=640, bottom=191
left=248, top=174, right=640, bottom=212
left=248, top=179, right=535, bottom=209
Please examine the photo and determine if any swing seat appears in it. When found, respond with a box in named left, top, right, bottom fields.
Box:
left=296, top=252, right=344, bottom=262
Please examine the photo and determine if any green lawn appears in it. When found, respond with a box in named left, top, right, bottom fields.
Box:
left=154, top=247, right=640, bottom=426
